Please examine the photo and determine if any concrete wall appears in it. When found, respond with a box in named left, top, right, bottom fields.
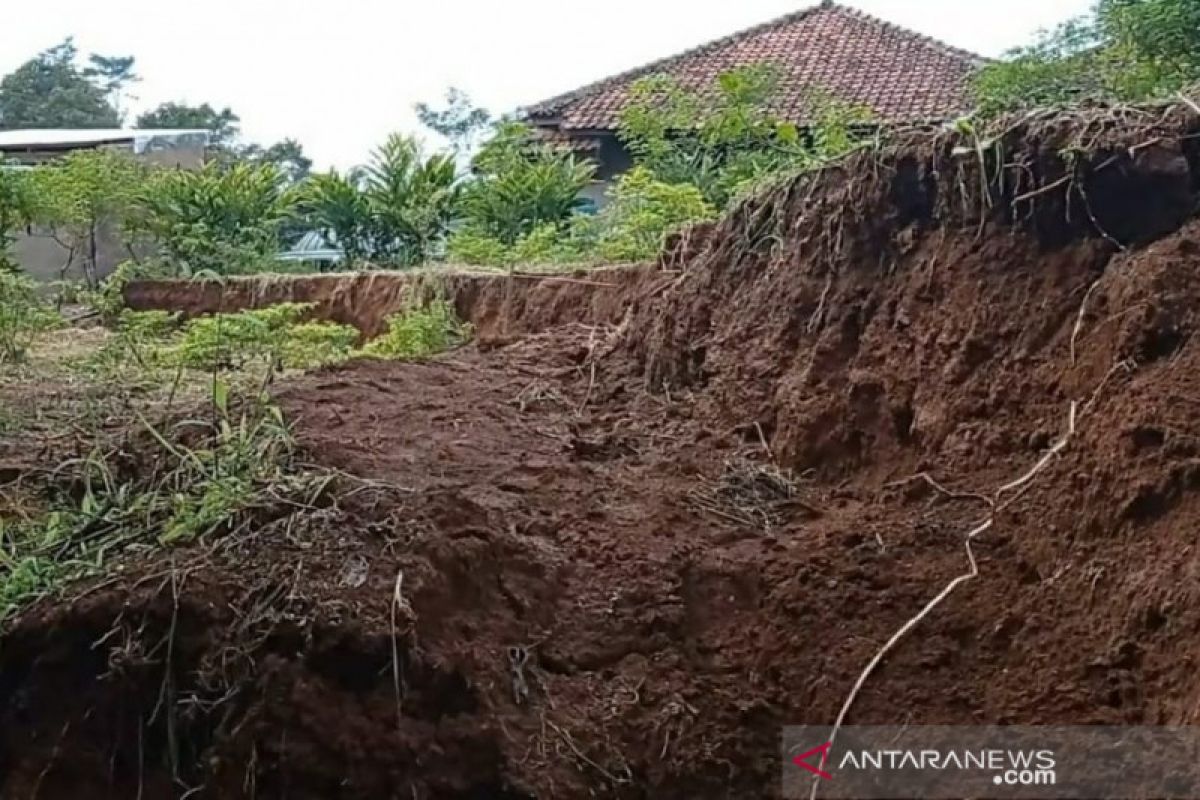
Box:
left=12, top=223, right=128, bottom=284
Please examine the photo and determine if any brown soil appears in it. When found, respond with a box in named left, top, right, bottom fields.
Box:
left=5, top=108, right=1200, bottom=798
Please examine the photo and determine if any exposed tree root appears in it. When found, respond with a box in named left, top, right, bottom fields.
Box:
left=810, top=396, right=1089, bottom=800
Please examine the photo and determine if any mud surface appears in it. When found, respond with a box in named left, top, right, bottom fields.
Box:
left=5, top=110, right=1200, bottom=798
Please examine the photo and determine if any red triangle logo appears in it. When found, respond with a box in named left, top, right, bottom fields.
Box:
left=793, top=741, right=833, bottom=780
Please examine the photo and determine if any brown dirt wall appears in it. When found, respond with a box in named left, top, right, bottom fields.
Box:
left=122, top=266, right=659, bottom=342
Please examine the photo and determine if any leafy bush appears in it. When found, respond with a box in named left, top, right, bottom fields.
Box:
left=0, top=272, right=61, bottom=363
left=170, top=305, right=357, bottom=371
left=360, top=298, right=469, bottom=359
left=117, top=309, right=178, bottom=340
left=448, top=220, right=590, bottom=267
left=281, top=321, right=359, bottom=369
left=584, top=168, right=717, bottom=261
left=93, top=303, right=356, bottom=373
left=458, top=122, right=595, bottom=245
left=300, top=134, right=460, bottom=268
left=171, top=304, right=300, bottom=369
left=446, top=226, right=516, bottom=266
left=449, top=168, right=715, bottom=265
left=84, top=260, right=145, bottom=323
left=973, top=0, right=1200, bottom=113
left=136, top=162, right=296, bottom=276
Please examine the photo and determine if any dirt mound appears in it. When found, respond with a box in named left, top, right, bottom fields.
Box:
left=123, top=266, right=655, bottom=341
left=5, top=106, right=1200, bottom=799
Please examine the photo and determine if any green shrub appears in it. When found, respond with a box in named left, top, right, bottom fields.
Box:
left=584, top=168, right=717, bottom=262
left=973, top=0, right=1200, bottom=114
left=135, top=162, right=297, bottom=276
left=360, top=298, right=469, bottom=359
left=0, top=164, right=34, bottom=274
left=0, top=272, right=62, bottom=364
left=619, top=65, right=871, bottom=209
left=282, top=321, right=359, bottom=369
left=171, top=303, right=309, bottom=369
left=448, top=169, right=716, bottom=266
left=117, top=309, right=178, bottom=340
left=85, top=261, right=146, bottom=324
left=458, top=122, right=595, bottom=245
left=299, top=134, right=461, bottom=268
left=163, top=304, right=359, bottom=371
left=446, top=226, right=514, bottom=266
left=448, top=220, right=591, bottom=268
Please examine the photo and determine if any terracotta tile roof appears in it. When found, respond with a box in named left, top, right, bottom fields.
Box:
left=524, top=1, right=985, bottom=132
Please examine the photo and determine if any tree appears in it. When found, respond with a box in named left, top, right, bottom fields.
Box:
left=1100, top=0, right=1200, bottom=73
left=300, top=134, right=460, bottom=267
left=83, top=54, right=139, bottom=120
left=362, top=134, right=461, bottom=265
left=27, top=149, right=145, bottom=285
left=619, top=64, right=870, bottom=208
left=0, top=39, right=122, bottom=129
left=136, top=162, right=297, bottom=276
left=456, top=121, right=595, bottom=245
left=300, top=172, right=373, bottom=264
left=415, top=87, right=492, bottom=155
left=973, top=0, right=1200, bottom=113
left=136, top=102, right=241, bottom=148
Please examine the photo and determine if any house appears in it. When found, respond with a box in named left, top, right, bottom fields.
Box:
left=0, top=128, right=209, bottom=168
left=524, top=0, right=984, bottom=206
left=0, top=129, right=210, bottom=282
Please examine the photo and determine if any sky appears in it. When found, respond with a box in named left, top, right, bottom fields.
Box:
left=0, top=0, right=1094, bottom=170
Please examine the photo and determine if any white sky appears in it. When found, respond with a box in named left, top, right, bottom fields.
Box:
left=0, top=0, right=1093, bottom=170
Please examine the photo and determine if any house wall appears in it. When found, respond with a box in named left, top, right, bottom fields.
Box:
left=7, top=141, right=205, bottom=284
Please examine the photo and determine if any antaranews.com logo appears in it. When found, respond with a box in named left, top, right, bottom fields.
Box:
left=782, top=726, right=1200, bottom=799
left=792, top=740, right=1057, bottom=788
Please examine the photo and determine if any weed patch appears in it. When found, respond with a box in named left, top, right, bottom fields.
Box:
left=0, top=272, right=62, bottom=364
left=360, top=298, right=470, bottom=359
left=85, top=304, right=360, bottom=374
left=0, top=390, right=326, bottom=622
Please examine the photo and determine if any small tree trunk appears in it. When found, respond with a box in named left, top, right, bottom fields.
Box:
left=85, top=221, right=99, bottom=288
